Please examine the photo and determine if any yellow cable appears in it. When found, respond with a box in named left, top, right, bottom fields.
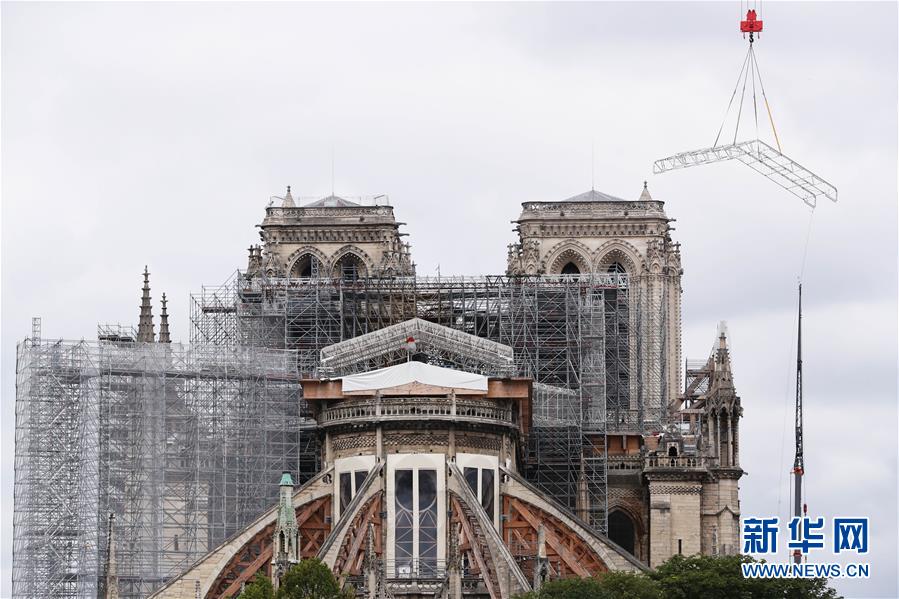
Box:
left=764, top=96, right=782, bottom=153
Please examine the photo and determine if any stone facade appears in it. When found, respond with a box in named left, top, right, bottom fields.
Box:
left=151, top=361, right=644, bottom=599
left=507, top=185, right=684, bottom=416
left=149, top=183, right=743, bottom=599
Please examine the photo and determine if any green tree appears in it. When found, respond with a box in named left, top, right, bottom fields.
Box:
left=515, top=571, right=660, bottom=599
left=595, top=570, right=662, bottom=599
left=515, top=576, right=609, bottom=599
left=650, top=554, right=840, bottom=599
left=239, top=572, right=274, bottom=599
left=276, top=558, right=351, bottom=599
left=515, top=555, right=840, bottom=599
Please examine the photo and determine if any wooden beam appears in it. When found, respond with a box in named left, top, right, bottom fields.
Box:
left=337, top=495, right=381, bottom=577
left=451, top=494, right=499, bottom=599
left=219, top=545, right=273, bottom=598
left=508, top=498, right=592, bottom=577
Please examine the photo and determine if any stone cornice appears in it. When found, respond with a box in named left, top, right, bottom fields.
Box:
left=644, top=469, right=710, bottom=485
left=709, top=467, right=745, bottom=480
left=263, top=229, right=401, bottom=244
left=647, top=482, right=704, bottom=495
left=265, top=206, right=395, bottom=218
left=517, top=223, right=668, bottom=238
left=520, top=200, right=663, bottom=211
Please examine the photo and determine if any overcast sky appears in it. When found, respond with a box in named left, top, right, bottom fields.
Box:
left=2, top=2, right=897, bottom=597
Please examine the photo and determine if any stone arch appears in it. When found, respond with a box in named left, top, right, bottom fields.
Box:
left=544, top=241, right=593, bottom=275
left=330, top=246, right=372, bottom=279
left=287, top=247, right=329, bottom=278
left=607, top=509, right=637, bottom=556
left=203, top=494, right=332, bottom=598
left=606, top=503, right=646, bottom=561
left=594, top=241, right=642, bottom=275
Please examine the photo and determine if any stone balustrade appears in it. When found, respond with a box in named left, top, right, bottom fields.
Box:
left=319, top=397, right=514, bottom=429
left=644, top=455, right=713, bottom=470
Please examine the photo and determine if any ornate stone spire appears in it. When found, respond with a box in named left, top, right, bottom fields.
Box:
left=104, top=513, right=119, bottom=599
left=446, top=521, right=462, bottom=599
left=533, top=524, right=549, bottom=591
left=158, top=293, right=171, bottom=343
left=639, top=180, right=653, bottom=201
left=281, top=185, right=296, bottom=208
left=364, top=523, right=379, bottom=599
left=271, top=471, right=299, bottom=590
left=137, top=266, right=155, bottom=343
left=712, top=322, right=735, bottom=391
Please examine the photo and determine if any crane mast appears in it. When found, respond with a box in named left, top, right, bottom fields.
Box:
left=792, top=283, right=805, bottom=564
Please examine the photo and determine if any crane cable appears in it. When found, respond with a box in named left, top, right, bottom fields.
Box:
left=713, top=47, right=752, bottom=148
left=750, top=47, right=783, bottom=152
left=713, top=24, right=784, bottom=153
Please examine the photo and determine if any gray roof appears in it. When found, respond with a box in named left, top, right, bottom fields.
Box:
left=560, top=189, right=627, bottom=203
left=304, top=195, right=360, bottom=208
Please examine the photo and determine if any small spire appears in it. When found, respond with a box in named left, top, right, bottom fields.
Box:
left=158, top=293, right=171, bottom=343
left=639, top=181, right=653, bottom=201
left=104, top=513, right=119, bottom=599
left=136, top=266, right=155, bottom=343
left=713, top=321, right=734, bottom=384
left=281, top=185, right=295, bottom=208
left=271, top=470, right=299, bottom=590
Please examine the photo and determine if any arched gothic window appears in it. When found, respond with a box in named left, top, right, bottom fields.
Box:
left=607, top=261, right=627, bottom=274
left=334, top=254, right=367, bottom=280
left=608, top=510, right=636, bottom=556
left=291, top=254, right=321, bottom=278
left=561, top=262, right=581, bottom=275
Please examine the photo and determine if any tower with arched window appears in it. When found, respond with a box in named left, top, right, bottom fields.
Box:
left=506, top=183, right=684, bottom=426
left=248, top=188, right=415, bottom=280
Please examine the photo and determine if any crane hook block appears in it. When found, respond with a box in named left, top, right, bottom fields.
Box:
left=740, top=9, right=764, bottom=33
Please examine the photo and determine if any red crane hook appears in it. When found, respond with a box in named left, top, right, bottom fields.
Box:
left=740, top=9, right=764, bottom=43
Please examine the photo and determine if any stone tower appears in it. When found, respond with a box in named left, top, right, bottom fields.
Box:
left=639, top=323, right=744, bottom=567
left=506, top=183, right=683, bottom=417
left=137, top=266, right=155, bottom=343
left=248, top=188, right=414, bottom=279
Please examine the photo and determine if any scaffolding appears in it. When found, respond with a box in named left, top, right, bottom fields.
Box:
left=12, top=339, right=315, bottom=599
left=191, top=272, right=670, bottom=533
left=14, top=270, right=670, bottom=597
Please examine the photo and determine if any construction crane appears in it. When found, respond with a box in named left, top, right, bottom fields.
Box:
left=792, top=283, right=806, bottom=564
left=653, top=6, right=837, bottom=208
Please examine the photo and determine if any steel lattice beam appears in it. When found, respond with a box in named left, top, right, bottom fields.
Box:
left=319, top=317, right=515, bottom=377
left=653, top=139, right=838, bottom=208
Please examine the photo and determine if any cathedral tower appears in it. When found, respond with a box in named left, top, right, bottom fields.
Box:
left=507, top=183, right=683, bottom=418
left=248, top=188, right=414, bottom=279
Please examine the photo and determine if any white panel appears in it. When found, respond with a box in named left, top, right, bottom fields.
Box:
left=341, top=361, right=487, bottom=392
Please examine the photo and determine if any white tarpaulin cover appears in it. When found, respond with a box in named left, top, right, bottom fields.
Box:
left=341, top=361, right=488, bottom=393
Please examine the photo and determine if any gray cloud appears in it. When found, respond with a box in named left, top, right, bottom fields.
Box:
left=3, top=2, right=896, bottom=596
